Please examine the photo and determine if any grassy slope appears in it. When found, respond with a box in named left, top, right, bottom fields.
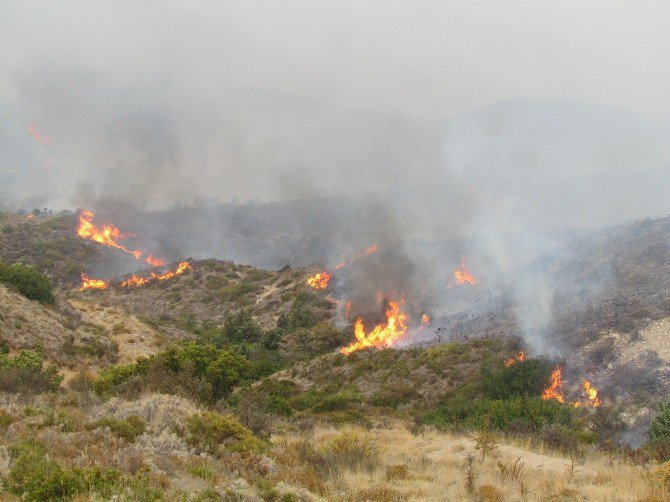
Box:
left=74, top=258, right=334, bottom=331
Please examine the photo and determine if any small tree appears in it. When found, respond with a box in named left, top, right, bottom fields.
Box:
left=475, top=418, right=498, bottom=459
left=649, top=400, right=670, bottom=444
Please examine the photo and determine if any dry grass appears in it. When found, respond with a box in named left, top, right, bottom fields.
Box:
left=272, top=423, right=668, bottom=501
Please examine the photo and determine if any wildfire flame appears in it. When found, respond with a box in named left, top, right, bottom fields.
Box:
left=504, top=350, right=526, bottom=367
left=454, top=262, right=478, bottom=286
left=344, top=301, right=353, bottom=319
left=79, top=274, right=108, bottom=291
left=307, top=244, right=379, bottom=290
left=77, top=210, right=164, bottom=266
left=340, top=299, right=409, bottom=355
left=145, top=255, right=166, bottom=267
left=307, top=271, right=331, bottom=289
left=573, top=379, right=601, bottom=408
left=121, top=261, right=192, bottom=288
left=541, top=366, right=565, bottom=403
left=27, top=123, right=52, bottom=145
left=415, top=313, right=431, bottom=334
left=334, top=244, right=379, bottom=270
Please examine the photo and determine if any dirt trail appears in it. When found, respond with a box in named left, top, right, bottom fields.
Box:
left=69, top=299, right=166, bottom=365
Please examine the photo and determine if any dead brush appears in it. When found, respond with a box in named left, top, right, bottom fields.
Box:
left=270, top=439, right=326, bottom=495
left=386, top=463, right=411, bottom=481
left=354, top=485, right=407, bottom=501
left=465, top=451, right=476, bottom=496
left=497, top=457, right=525, bottom=485
left=321, top=429, right=381, bottom=475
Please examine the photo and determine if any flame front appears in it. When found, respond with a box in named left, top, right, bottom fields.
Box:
left=121, top=261, right=192, bottom=288
left=307, top=271, right=331, bottom=289
left=504, top=350, right=526, bottom=367
left=541, top=367, right=565, bottom=403
left=340, top=299, right=409, bottom=355
left=78, top=210, right=142, bottom=259
left=145, top=255, right=166, bottom=267
left=573, top=379, right=601, bottom=408
left=334, top=244, right=379, bottom=270
left=77, top=210, right=164, bottom=266
left=454, top=262, right=478, bottom=286
left=79, top=274, right=108, bottom=291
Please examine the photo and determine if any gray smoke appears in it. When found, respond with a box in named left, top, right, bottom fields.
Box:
left=2, top=2, right=670, bottom=353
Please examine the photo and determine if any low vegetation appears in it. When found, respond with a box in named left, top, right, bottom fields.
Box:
left=0, top=350, right=62, bottom=393
left=0, top=262, right=54, bottom=304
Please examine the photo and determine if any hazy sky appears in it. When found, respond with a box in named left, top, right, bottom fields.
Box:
left=2, top=1, right=670, bottom=118
left=2, top=1, right=669, bottom=353
left=1, top=1, right=669, bottom=208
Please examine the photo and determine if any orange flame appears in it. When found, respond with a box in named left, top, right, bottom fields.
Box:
left=121, top=261, right=192, bottom=288
left=145, top=255, right=166, bottom=267
left=27, top=123, right=52, bottom=145
left=340, top=299, right=409, bottom=355
left=541, top=367, right=565, bottom=403
left=79, top=273, right=108, bottom=291
left=416, top=313, right=431, bottom=334
left=77, top=210, right=164, bottom=266
left=573, top=379, right=601, bottom=408
left=504, top=350, right=526, bottom=367
left=307, top=271, right=331, bottom=289
left=344, top=301, right=353, bottom=319
left=334, top=244, right=379, bottom=270
left=454, top=262, right=478, bottom=286
left=78, top=210, right=142, bottom=258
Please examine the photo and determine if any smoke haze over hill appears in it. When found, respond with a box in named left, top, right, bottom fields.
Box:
left=2, top=2, right=670, bottom=354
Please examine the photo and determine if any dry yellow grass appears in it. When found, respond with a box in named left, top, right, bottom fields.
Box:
left=272, top=423, right=668, bottom=501
left=69, top=298, right=167, bottom=365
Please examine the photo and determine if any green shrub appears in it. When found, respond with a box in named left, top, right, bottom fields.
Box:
left=278, top=323, right=350, bottom=361
left=95, top=343, right=251, bottom=403
left=5, top=440, right=163, bottom=501
left=0, top=409, right=14, bottom=428
left=278, top=294, right=317, bottom=332
left=187, top=462, right=216, bottom=481
left=423, top=396, right=572, bottom=431
left=312, top=391, right=363, bottom=413
left=481, top=358, right=555, bottom=400
left=92, top=415, right=146, bottom=442
left=0, top=262, right=54, bottom=303
left=0, top=350, right=62, bottom=393
left=217, top=283, right=258, bottom=303
left=185, top=412, right=266, bottom=455
left=37, top=409, right=77, bottom=432
left=215, top=310, right=261, bottom=345
left=649, top=399, right=670, bottom=444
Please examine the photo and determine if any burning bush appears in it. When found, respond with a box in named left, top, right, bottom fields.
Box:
left=482, top=358, right=556, bottom=400
left=423, top=396, right=572, bottom=431
left=422, top=355, right=575, bottom=433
